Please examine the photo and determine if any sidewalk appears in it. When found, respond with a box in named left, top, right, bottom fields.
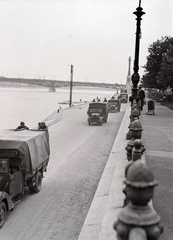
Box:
left=140, top=100, right=173, bottom=240
left=78, top=100, right=173, bottom=240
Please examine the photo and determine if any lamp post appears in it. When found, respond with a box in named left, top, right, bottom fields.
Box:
left=130, top=0, right=145, bottom=103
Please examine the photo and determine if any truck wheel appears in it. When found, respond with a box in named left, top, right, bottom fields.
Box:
left=0, top=202, right=6, bottom=228
left=33, top=172, right=42, bottom=193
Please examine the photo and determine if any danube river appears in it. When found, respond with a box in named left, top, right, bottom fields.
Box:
left=0, top=86, right=117, bottom=131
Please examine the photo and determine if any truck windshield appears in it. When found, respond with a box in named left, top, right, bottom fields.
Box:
left=121, top=94, right=127, bottom=98
left=90, top=108, right=103, bottom=113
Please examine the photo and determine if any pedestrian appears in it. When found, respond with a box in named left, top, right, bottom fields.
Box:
left=57, top=106, right=62, bottom=113
left=138, top=85, right=145, bottom=111
left=38, top=122, right=48, bottom=132
left=15, top=121, right=29, bottom=131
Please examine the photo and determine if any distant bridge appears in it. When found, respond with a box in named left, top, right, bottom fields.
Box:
left=0, top=77, right=125, bottom=92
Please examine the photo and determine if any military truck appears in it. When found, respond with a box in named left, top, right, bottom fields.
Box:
left=87, top=102, right=109, bottom=125
left=108, top=99, right=121, bottom=112
left=0, top=129, right=50, bottom=228
left=118, top=93, right=128, bottom=103
left=120, top=88, right=127, bottom=93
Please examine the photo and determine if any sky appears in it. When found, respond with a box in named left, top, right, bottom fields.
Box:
left=0, top=0, right=172, bottom=85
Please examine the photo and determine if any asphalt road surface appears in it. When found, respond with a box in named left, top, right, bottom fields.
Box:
left=0, top=103, right=127, bottom=240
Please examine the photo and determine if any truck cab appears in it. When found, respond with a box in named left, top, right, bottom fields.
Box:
left=87, top=102, right=109, bottom=126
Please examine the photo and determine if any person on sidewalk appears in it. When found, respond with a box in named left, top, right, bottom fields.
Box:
left=138, top=86, right=145, bottom=111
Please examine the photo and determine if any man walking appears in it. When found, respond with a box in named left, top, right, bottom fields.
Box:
left=138, top=85, right=145, bottom=111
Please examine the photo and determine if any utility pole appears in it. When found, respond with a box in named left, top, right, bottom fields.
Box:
left=69, top=65, right=74, bottom=107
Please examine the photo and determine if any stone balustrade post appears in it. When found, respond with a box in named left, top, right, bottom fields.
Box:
left=129, top=228, right=147, bottom=240
left=114, top=160, right=163, bottom=239
left=125, top=119, right=144, bottom=161
left=132, top=139, right=144, bottom=161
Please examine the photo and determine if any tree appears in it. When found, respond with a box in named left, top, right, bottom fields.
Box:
left=142, top=36, right=173, bottom=89
left=157, top=45, right=173, bottom=89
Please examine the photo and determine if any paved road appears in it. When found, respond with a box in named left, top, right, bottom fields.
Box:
left=0, top=103, right=127, bottom=240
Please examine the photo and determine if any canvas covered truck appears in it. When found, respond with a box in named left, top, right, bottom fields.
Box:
left=108, top=99, right=121, bottom=112
left=87, top=102, right=109, bottom=125
left=120, top=88, right=127, bottom=93
left=118, top=93, right=128, bottom=103
left=0, top=129, right=50, bottom=228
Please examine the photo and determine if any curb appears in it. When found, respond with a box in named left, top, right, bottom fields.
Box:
left=78, top=104, right=131, bottom=240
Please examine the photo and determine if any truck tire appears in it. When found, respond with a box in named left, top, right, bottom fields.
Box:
left=0, top=201, right=6, bottom=228
left=32, top=172, right=42, bottom=193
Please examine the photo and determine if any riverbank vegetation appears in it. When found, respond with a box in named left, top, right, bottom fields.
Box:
left=142, top=36, right=173, bottom=90
left=141, top=36, right=173, bottom=110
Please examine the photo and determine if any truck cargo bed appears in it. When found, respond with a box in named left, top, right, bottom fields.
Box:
left=0, top=130, right=50, bottom=175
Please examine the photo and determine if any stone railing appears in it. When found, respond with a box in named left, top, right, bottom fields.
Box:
left=113, top=100, right=163, bottom=240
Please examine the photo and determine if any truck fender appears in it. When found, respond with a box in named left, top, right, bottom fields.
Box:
left=0, top=191, right=14, bottom=211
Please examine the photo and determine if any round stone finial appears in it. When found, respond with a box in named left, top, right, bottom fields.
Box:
left=131, top=108, right=140, bottom=117
left=133, top=99, right=137, bottom=104
left=125, top=161, right=157, bottom=188
left=133, top=139, right=142, bottom=149
left=130, top=119, right=143, bottom=131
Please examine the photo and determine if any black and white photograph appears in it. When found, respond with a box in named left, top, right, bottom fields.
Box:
left=0, top=0, right=172, bottom=239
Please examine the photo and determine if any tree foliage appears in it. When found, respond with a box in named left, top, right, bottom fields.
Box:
left=142, top=36, right=173, bottom=89
left=157, top=45, right=173, bottom=88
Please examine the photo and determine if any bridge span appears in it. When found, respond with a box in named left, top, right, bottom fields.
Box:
left=0, top=76, right=125, bottom=91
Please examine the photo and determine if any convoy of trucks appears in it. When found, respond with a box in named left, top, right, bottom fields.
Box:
left=0, top=88, right=128, bottom=228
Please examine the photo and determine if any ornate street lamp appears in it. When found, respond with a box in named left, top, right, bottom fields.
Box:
left=130, top=0, right=145, bottom=104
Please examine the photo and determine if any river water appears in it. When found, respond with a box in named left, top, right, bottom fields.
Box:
left=0, top=86, right=117, bottom=130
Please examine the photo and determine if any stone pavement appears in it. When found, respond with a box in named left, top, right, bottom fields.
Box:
left=140, top=100, right=173, bottom=240
left=78, top=99, right=173, bottom=240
